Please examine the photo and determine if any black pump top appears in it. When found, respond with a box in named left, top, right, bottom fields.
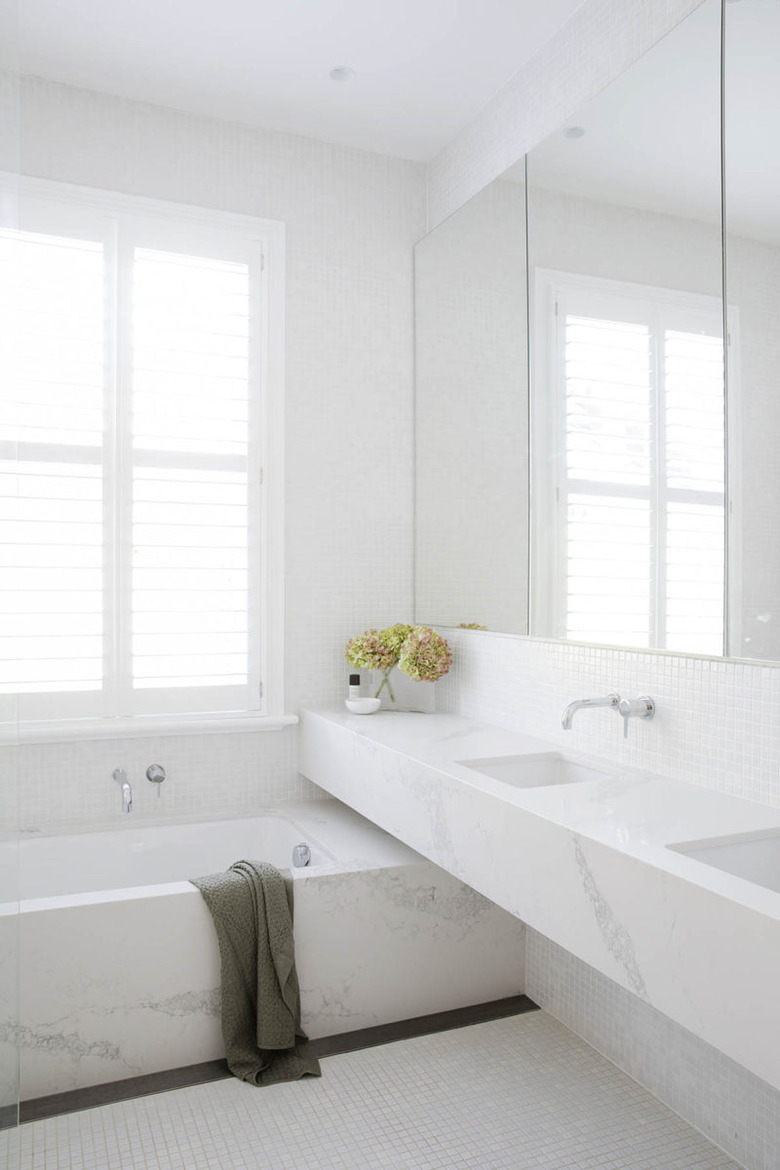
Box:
left=349, top=673, right=360, bottom=686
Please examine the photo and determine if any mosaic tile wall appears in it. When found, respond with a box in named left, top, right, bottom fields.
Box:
left=436, top=628, right=780, bottom=809
left=2, top=727, right=322, bottom=832
left=527, top=929, right=780, bottom=1170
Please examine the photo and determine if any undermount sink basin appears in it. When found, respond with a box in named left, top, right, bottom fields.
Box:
left=457, top=752, right=608, bottom=789
left=669, top=830, right=780, bottom=895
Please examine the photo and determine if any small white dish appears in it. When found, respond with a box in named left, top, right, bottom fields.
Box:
left=345, top=697, right=381, bottom=715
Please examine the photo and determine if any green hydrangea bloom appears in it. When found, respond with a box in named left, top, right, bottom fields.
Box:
left=345, top=629, right=398, bottom=671
left=397, top=626, right=453, bottom=682
left=379, top=623, right=413, bottom=657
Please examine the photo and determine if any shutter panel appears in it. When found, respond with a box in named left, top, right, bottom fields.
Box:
left=0, top=229, right=106, bottom=717
left=565, top=315, right=652, bottom=486
left=563, top=311, right=653, bottom=645
left=129, top=247, right=258, bottom=711
left=1, top=187, right=273, bottom=730
left=664, top=329, right=725, bottom=655
left=566, top=495, right=651, bottom=645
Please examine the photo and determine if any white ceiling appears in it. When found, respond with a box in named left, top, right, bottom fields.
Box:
left=19, top=0, right=586, bottom=161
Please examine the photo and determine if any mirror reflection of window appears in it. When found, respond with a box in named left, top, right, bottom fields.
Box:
left=532, top=272, right=728, bottom=655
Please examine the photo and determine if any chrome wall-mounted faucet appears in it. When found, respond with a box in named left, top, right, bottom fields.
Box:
left=113, top=767, right=133, bottom=813
left=617, top=696, right=655, bottom=738
left=561, top=692, right=655, bottom=738
left=561, top=692, right=620, bottom=729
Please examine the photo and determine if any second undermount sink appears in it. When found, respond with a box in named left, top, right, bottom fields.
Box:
left=669, top=830, right=780, bottom=895
left=457, top=752, right=608, bottom=789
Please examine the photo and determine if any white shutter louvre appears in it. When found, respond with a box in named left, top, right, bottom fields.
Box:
left=129, top=248, right=258, bottom=711
left=0, top=229, right=106, bottom=718
left=664, top=329, right=725, bottom=655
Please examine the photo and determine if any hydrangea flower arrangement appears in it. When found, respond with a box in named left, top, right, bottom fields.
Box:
left=345, top=623, right=452, bottom=702
left=398, top=626, right=453, bottom=682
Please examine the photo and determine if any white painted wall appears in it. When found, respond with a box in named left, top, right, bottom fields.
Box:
left=6, top=76, right=426, bottom=828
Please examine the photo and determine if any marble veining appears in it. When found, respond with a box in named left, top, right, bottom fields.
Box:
left=123, top=989, right=221, bottom=1019
left=300, top=706, right=780, bottom=1091
left=14, top=799, right=525, bottom=1099
left=572, top=835, right=647, bottom=999
left=2, top=1020, right=138, bottom=1072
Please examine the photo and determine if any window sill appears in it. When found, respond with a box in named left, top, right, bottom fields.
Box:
left=0, top=713, right=299, bottom=746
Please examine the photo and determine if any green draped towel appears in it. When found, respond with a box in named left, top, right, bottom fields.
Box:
left=191, top=859, right=321, bottom=1086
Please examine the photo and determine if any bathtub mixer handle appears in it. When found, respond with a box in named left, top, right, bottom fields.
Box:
left=146, top=764, right=166, bottom=798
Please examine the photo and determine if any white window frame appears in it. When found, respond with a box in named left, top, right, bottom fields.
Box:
left=530, top=267, right=741, bottom=652
left=2, top=176, right=290, bottom=741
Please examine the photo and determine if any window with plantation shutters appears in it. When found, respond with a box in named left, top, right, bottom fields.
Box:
left=0, top=227, right=106, bottom=719
left=1, top=182, right=284, bottom=729
left=532, top=270, right=729, bottom=656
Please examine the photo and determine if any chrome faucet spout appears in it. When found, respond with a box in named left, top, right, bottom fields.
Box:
left=113, top=767, right=133, bottom=813
left=562, top=692, right=621, bottom=730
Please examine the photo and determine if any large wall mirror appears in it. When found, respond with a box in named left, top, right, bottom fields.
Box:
left=415, top=176, right=529, bottom=634
left=415, top=0, right=778, bottom=663
left=723, top=0, right=780, bottom=662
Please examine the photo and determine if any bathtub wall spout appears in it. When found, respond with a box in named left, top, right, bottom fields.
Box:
left=112, top=769, right=133, bottom=814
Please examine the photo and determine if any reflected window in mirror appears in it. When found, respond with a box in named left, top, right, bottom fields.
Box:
left=525, top=0, right=727, bottom=658
left=531, top=271, right=729, bottom=656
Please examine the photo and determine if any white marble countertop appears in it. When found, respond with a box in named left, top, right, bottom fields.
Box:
left=300, top=705, right=780, bottom=1090
left=309, top=707, right=780, bottom=919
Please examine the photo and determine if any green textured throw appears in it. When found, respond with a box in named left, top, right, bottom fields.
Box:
left=191, top=860, right=321, bottom=1086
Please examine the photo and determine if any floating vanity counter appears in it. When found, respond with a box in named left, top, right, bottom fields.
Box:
left=301, top=707, right=780, bottom=1091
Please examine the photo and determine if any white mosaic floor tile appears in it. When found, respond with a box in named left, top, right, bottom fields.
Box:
left=11, top=1012, right=742, bottom=1170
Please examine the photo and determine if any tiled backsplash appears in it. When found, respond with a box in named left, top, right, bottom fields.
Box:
left=2, top=728, right=321, bottom=832
left=527, top=929, right=780, bottom=1170
left=426, top=0, right=704, bottom=229
left=436, top=629, right=780, bottom=809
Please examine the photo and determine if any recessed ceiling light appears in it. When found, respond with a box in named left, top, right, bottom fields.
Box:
left=562, top=126, right=585, bottom=140
left=330, top=66, right=357, bottom=83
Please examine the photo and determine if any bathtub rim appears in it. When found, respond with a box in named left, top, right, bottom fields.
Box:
left=10, top=807, right=342, bottom=910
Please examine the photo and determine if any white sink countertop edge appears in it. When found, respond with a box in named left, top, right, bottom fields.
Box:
left=301, top=706, right=780, bottom=922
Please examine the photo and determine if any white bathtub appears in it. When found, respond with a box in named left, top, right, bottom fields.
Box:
left=9, top=799, right=526, bottom=1100
left=19, top=813, right=332, bottom=902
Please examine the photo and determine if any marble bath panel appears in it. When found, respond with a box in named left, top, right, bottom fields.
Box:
left=13, top=832, right=524, bottom=1099
left=0, top=907, right=19, bottom=1112
left=294, top=862, right=525, bottom=1037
